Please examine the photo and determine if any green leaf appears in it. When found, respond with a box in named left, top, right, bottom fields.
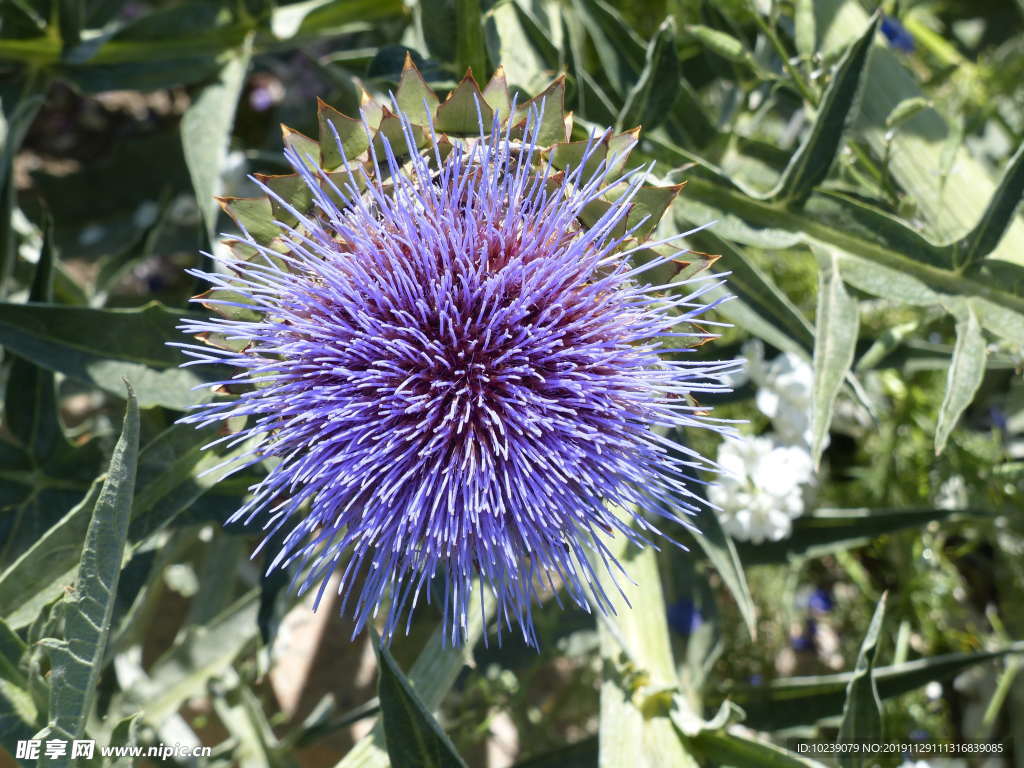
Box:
left=435, top=75, right=494, bottom=136
left=673, top=480, right=756, bottom=640
left=685, top=228, right=814, bottom=356
left=0, top=422, right=248, bottom=632
left=934, top=302, right=986, bottom=455
left=953, top=143, right=1024, bottom=268
left=375, top=636, right=468, bottom=768
left=483, top=3, right=551, bottom=97
left=794, top=0, right=815, bottom=58
left=818, top=2, right=1024, bottom=267
left=622, top=184, right=682, bottom=241
left=834, top=249, right=941, bottom=306
left=270, top=0, right=402, bottom=41
left=617, top=17, right=678, bottom=131
left=413, top=0, right=457, bottom=65
left=884, top=97, right=931, bottom=133
left=336, top=584, right=494, bottom=768
left=643, top=145, right=1024, bottom=318
left=107, top=713, right=142, bottom=768
left=595, top=507, right=699, bottom=768
left=0, top=301, right=220, bottom=410
left=181, top=37, right=252, bottom=245
left=0, top=617, right=38, bottom=759
left=0, top=73, right=48, bottom=193
left=855, top=320, right=922, bottom=373
left=0, top=478, right=101, bottom=631
left=0, top=75, right=48, bottom=298
left=810, top=248, right=859, bottom=465
left=129, top=423, right=251, bottom=545
left=282, top=124, right=321, bottom=171
left=61, top=2, right=227, bottom=91
left=455, top=0, right=487, bottom=81
left=971, top=297, right=1024, bottom=346
left=39, top=388, right=138, bottom=757
left=551, top=139, right=609, bottom=182
left=735, top=506, right=989, bottom=565
left=209, top=672, right=282, bottom=768
left=4, top=219, right=59, bottom=459
left=724, top=642, right=1024, bottom=731
left=695, top=520, right=757, bottom=641
left=685, top=25, right=754, bottom=66
left=481, top=67, right=511, bottom=123
left=573, top=0, right=646, bottom=98
left=837, top=594, right=886, bottom=767
left=770, top=14, right=879, bottom=205
left=0, top=440, right=100, bottom=573
left=689, top=728, right=827, bottom=768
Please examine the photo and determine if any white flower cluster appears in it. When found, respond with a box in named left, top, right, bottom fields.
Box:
left=711, top=341, right=818, bottom=543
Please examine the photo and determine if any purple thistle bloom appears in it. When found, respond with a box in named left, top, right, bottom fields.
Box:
left=176, top=101, right=737, bottom=646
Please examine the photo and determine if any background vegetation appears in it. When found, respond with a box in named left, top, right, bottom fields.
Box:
left=0, top=0, right=1023, bottom=765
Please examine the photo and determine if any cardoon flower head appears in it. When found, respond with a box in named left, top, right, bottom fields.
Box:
left=178, top=60, right=737, bottom=646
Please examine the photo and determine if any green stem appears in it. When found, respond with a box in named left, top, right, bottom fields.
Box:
left=647, top=137, right=1024, bottom=316
left=751, top=10, right=817, bottom=108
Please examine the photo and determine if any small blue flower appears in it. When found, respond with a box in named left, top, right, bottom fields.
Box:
left=881, top=15, right=915, bottom=53
left=807, top=588, right=833, bottom=614
left=790, top=618, right=817, bottom=652
left=177, top=101, right=736, bottom=646
left=667, top=598, right=704, bottom=636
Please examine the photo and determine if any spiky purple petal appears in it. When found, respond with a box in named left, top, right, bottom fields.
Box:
left=177, top=103, right=737, bottom=646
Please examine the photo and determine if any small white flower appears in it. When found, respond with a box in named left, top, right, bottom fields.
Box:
left=743, top=341, right=816, bottom=447
left=709, top=435, right=814, bottom=543
left=934, top=475, right=967, bottom=510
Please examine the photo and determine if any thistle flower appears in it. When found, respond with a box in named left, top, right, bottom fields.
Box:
left=177, top=61, right=737, bottom=646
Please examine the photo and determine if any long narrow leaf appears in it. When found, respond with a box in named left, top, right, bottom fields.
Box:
left=455, top=0, right=487, bottom=80
left=0, top=618, right=38, bottom=760
left=837, top=594, right=886, bottom=766
left=37, top=387, right=139, bottom=763
left=954, top=144, right=1024, bottom=266
left=0, top=479, right=101, bottom=630
left=690, top=228, right=814, bottom=356
left=934, top=302, right=986, bottom=455
left=0, top=302, right=220, bottom=410
left=690, top=728, right=828, bottom=768
left=181, top=39, right=252, bottom=245
left=336, top=585, right=494, bottom=768
left=770, top=15, right=879, bottom=204
left=4, top=220, right=59, bottom=459
left=375, top=637, right=468, bottom=768
left=723, top=643, right=1024, bottom=731
left=735, top=506, right=991, bottom=565
left=617, top=18, right=678, bottom=131
left=810, top=249, right=859, bottom=464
